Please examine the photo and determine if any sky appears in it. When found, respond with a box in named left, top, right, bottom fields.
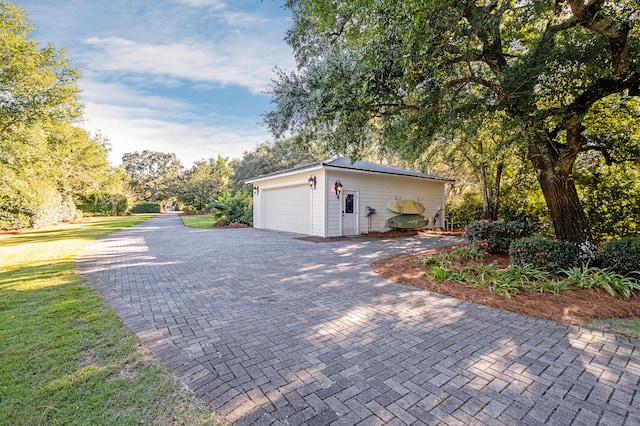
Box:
left=17, top=0, right=296, bottom=167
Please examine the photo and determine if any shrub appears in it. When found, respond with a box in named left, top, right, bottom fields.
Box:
left=446, top=195, right=483, bottom=228
left=131, top=202, right=160, bottom=213
left=600, top=238, right=640, bottom=277
left=0, top=196, right=32, bottom=230
left=31, top=191, right=78, bottom=228
left=209, top=191, right=253, bottom=226
left=464, top=220, right=538, bottom=254
left=77, top=192, right=128, bottom=216
left=509, top=236, right=580, bottom=273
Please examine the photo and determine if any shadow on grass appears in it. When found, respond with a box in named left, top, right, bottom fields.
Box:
left=0, top=214, right=155, bottom=247
left=1, top=280, right=218, bottom=425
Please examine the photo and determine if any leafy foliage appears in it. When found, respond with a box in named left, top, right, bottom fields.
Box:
left=0, top=2, right=80, bottom=135
left=178, top=156, right=231, bottom=213
left=559, top=264, right=640, bottom=299
left=509, top=237, right=581, bottom=274
left=210, top=191, right=253, bottom=226
left=600, top=238, right=640, bottom=277
left=270, top=0, right=640, bottom=251
left=131, top=202, right=160, bottom=214
left=0, top=4, right=113, bottom=230
left=464, top=220, right=538, bottom=254
left=231, top=138, right=323, bottom=189
left=417, top=247, right=639, bottom=299
left=122, top=150, right=183, bottom=207
left=446, top=195, right=484, bottom=228
left=576, top=153, right=640, bottom=239
left=77, top=192, right=128, bottom=216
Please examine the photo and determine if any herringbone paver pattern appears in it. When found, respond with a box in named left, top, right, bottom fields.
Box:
left=78, top=213, right=640, bottom=425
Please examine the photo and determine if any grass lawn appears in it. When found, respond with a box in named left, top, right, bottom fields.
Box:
left=585, top=318, right=640, bottom=341
left=0, top=215, right=223, bottom=426
left=181, top=214, right=215, bottom=229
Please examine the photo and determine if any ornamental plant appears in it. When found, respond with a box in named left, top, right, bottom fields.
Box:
left=464, top=220, right=538, bottom=254
left=210, top=191, right=253, bottom=226
left=600, top=237, right=640, bottom=277
left=509, top=236, right=580, bottom=274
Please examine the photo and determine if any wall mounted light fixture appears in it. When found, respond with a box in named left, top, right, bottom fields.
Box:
left=334, top=180, right=343, bottom=199
left=308, top=174, right=316, bottom=189
left=253, top=185, right=259, bottom=195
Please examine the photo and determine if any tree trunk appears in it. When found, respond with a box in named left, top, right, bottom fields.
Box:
left=479, top=162, right=490, bottom=219
left=490, top=161, right=503, bottom=221
left=528, top=129, right=598, bottom=260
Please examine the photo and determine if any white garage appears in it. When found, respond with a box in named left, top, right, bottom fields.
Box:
left=247, top=157, right=453, bottom=237
left=262, top=184, right=310, bottom=234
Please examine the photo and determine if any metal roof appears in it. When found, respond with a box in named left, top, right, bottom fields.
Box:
left=247, top=157, right=454, bottom=182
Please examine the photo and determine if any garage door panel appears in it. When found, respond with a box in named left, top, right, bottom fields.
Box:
left=263, top=185, right=310, bottom=234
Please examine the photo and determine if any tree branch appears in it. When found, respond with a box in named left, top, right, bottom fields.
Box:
left=569, top=0, right=632, bottom=76
left=439, top=76, right=508, bottom=110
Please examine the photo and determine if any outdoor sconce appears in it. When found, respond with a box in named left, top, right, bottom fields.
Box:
left=334, top=180, right=343, bottom=199
left=308, top=174, right=316, bottom=190
left=253, top=185, right=259, bottom=195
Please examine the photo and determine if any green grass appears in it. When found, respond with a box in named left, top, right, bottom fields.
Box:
left=0, top=215, right=223, bottom=426
left=584, top=318, right=640, bottom=341
left=181, top=214, right=215, bottom=229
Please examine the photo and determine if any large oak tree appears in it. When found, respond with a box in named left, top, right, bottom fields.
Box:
left=265, top=0, right=640, bottom=257
left=122, top=150, right=183, bottom=207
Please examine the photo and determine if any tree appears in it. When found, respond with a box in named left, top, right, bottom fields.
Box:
left=122, top=150, right=183, bottom=208
left=178, top=155, right=231, bottom=212
left=231, top=137, right=323, bottom=188
left=0, top=2, right=112, bottom=229
left=267, top=0, right=640, bottom=258
left=0, top=2, right=80, bottom=135
left=575, top=94, right=640, bottom=238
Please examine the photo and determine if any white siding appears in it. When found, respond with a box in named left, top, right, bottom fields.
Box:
left=310, top=171, right=326, bottom=237
left=326, top=170, right=446, bottom=236
left=263, top=185, right=310, bottom=234
left=249, top=165, right=448, bottom=237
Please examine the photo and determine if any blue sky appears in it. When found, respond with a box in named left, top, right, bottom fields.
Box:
left=18, top=0, right=295, bottom=167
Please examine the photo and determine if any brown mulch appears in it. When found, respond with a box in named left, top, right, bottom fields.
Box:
left=212, top=222, right=251, bottom=229
left=373, top=245, right=640, bottom=325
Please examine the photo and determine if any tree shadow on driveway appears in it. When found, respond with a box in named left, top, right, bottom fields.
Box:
left=78, top=214, right=640, bottom=425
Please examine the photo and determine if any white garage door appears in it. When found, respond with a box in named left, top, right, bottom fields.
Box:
left=263, top=185, right=310, bottom=234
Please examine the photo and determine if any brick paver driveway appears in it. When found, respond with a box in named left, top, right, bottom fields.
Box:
left=78, top=213, right=640, bottom=425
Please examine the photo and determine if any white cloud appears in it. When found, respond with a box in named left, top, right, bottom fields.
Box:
left=83, top=101, right=267, bottom=166
left=78, top=79, right=268, bottom=166
left=80, top=79, right=193, bottom=113
left=174, top=0, right=227, bottom=9
left=82, top=34, right=293, bottom=94
left=21, top=0, right=294, bottom=167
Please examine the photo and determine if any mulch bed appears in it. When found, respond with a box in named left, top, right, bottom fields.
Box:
left=212, top=223, right=251, bottom=229
left=373, top=245, right=640, bottom=325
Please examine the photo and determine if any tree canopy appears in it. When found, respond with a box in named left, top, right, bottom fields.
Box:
left=1, top=2, right=113, bottom=229
left=266, top=0, right=640, bottom=254
left=178, top=155, right=231, bottom=213
left=0, top=2, right=80, bottom=135
left=122, top=150, right=183, bottom=208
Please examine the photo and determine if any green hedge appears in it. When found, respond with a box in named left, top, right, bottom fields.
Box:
left=601, top=238, right=640, bottom=277
left=509, top=236, right=580, bottom=273
left=131, top=202, right=160, bottom=213
left=77, top=192, right=128, bottom=216
left=464, top=220, right=539, bottom=254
